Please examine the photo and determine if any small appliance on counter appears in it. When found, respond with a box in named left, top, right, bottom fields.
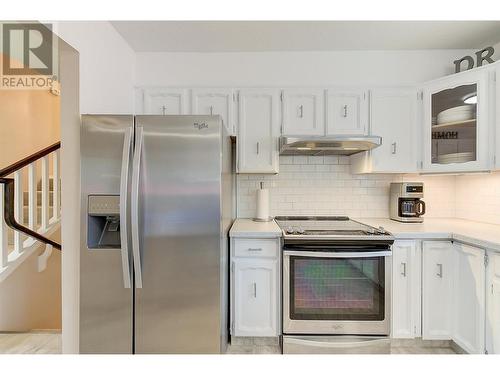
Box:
left=390, top=182, right=425, bottom=223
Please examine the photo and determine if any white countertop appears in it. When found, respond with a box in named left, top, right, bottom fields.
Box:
left=355, top=218, right=500, bottom=252
left=229, top=219, right=282, bottom=238
left=230, top=217, right=500, bottom=252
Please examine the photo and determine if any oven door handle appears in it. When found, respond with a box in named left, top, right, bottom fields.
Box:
left=283, top=250, right=392, bottom=258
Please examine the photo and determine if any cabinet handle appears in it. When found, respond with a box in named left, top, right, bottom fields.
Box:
left=247, top=248, right=262, bottom=252
left=161, top=105, right=167, bottom=115
left=256, top=142, right=260, bottom=155
left=253, top=282, right=257, bottom=298
left=298, top=105, right=304, bottom=118
left=401, top=262, right=407, bottom=277
left=391, top=142, right=397, bottom=154
left=437, top=263, right=443, bottom=278
left=343, top=105, right=348, bottom=117
left=209, top=105, right=213, bottom=115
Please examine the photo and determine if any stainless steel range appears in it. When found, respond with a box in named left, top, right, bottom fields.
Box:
left=275, top=216, right=394, bottom=354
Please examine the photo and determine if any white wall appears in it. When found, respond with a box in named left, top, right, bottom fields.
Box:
left=455, top=172, right=500, bottom=225
left=53, top=21, right=135, bottom=114
left=0, top=233, right=61, bottom=331
left=58, top=37, right=80, bottom=354
left=135, top=49, right=474, bottom=88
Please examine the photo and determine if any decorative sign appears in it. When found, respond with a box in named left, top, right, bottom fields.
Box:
left=454, top=46, right=495, bottom=73
left=432, top=131, right=458, bottom=140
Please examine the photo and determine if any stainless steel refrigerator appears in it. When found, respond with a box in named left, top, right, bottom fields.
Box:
left=80, top=115, right=234, bottom=353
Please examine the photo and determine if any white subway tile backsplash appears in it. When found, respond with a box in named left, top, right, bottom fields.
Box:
left=455, top=171, right=500, bottom=225
left=237, top=157, right=456, bottom=219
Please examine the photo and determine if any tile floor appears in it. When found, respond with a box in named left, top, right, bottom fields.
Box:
left=0, top=331, right=61, bottom=354
left=0, top=332, right=457, bottom=354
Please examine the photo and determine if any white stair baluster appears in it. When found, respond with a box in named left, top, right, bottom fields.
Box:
left=25, top=162, right=37, bottom=246
left=0, top=184, right=8, bottom=268
left=41, top=156, right=49, bottom=231
left=14, top=170, right=23, bottom=253
left=52, top=149, right=60, bottom=222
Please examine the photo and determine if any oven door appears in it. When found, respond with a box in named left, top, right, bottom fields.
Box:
left=283, top=249, right=391, bottom=335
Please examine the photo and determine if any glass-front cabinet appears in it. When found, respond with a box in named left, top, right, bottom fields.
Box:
left=422, top=69, right=492, bottom=172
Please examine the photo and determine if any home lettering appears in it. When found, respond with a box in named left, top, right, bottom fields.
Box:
left=454, top=46, right=495, bottom=73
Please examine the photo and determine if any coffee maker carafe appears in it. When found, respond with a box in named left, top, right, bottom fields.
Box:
left=390, top=182, right=425, bottom=223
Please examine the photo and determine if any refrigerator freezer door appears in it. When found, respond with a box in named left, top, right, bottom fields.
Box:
left=134, top=115, right=223, bottom=353
left=80, top=115, right=134, bottom=353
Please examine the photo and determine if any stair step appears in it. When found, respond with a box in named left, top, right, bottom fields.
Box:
left=22, top=191, right=55, bottom=206
left=36, top=177, right=56, bottom=191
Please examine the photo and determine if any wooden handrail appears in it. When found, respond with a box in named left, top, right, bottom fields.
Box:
left=0, top=142, right=60, bottom=177
left=0, top=178, right=61, bottom=250
left=0, top=142, right=62, bottom=250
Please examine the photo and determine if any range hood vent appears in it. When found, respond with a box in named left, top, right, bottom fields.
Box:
left=279, top=136, right=382, bottom=156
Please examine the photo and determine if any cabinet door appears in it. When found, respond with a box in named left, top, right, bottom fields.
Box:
left=422, top=69, right=490, bottom=172
left=191, top=88, right=234, bottom=135
left=486, top=251, right=500, bottom=354
left=369, top=89, right=418, bottom=172
left=392, top=241, right=421, bottom=338
left=237, top=89, right=280, bottom=173
left=422, top=241, right=453, bottom=340
left=453, top=244, right=485, bottom=354
left=233, top=259, right=278, bottom=337
left=282, top=89, right=324, bottom=135
left=142, top=88, right=188, bottom=115
left=326, top=89, right=368, bottom=135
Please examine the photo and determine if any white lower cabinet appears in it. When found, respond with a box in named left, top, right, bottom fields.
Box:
left=486, top=251, right=500, bottom=354
left=453, top=243, right=485, bottom=354
left=391, top=240, right=421, bottom=338
left=422, top=241, right=453, bottom=340
left=230, top=238, right=280, bottom=337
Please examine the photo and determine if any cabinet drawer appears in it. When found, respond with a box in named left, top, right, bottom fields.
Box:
left=233, top=239, right=279, bottom=258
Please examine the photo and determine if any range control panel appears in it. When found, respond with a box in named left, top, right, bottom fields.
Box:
left=88, top=195, right=120, bottom=216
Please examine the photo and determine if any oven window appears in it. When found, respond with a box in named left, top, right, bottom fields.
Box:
left=290, top=256, right=385, bottom=321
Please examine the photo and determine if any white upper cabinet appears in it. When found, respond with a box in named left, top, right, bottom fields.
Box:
left=326, top=88, right=368, bottom=135
left=422, top=69, right=491, bottom=173
left=141, top=88, right=188, bottom=115
left=191, top=88, right=235, bottom=135
left=453, top=243, right=485, bottom=354
left=282, top=89, right=325, bottom=136
left=422, top=241, right=453, bottom=340
left=237, top=89, right=280, bottom=174
left=486, top=251, right=500, bottom=354
left=350, top=88, right=418, bottom=173
left=391, top=240, right=421, bottom=339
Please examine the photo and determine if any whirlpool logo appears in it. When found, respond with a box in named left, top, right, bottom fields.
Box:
left=194, top=122, right=208, bottom=130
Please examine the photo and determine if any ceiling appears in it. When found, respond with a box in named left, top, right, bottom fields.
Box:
left=111, top=21, right=500, bottom=52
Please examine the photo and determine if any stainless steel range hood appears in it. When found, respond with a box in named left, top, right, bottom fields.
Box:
left=279, top=136, right=382, bottom=156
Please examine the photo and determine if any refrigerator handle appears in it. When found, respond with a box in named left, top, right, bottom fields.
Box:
left=119, top=127, right=133, bottom=289
left=131, top=126, right=144, bottom=288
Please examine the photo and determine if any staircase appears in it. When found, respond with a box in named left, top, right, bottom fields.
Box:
left=0, top=143, right=61, bottom=281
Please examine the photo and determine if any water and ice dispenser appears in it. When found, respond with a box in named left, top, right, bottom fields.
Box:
left=87, top=195, right=121, bottom=249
